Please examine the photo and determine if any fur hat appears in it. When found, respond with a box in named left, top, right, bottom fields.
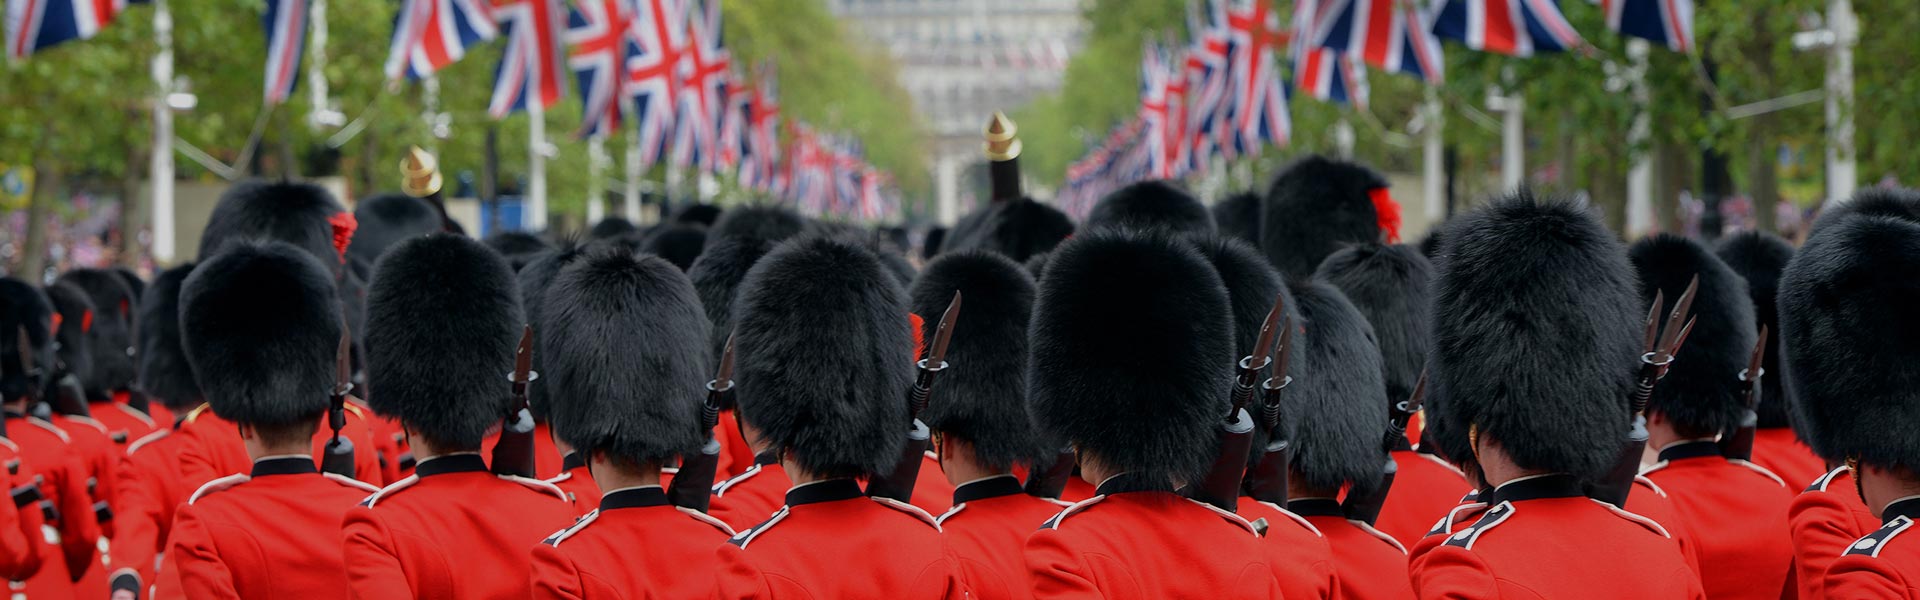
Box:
left=0, top=280, right=53, bottom=403
left=733, top=236, right=914, bottom=478
left=674, top=203, right=723, bottom=227
left=1809, top=187, right=1920, bottom=236
left=541, top=250, right=710, bottom=466
left=514, top=242, right=588, bottom=418
left=1283, top=280, right=1390, bottom=493
left=943, top=198, right=1076, bottom=263
left=706, top=205, right=807, bottom=247
left=1780, top=212, right=1920, bottom=468
left=909, top=251, right=1046, bottom=470
left=1429, top=192, right=1639, bottom=479
left=1189, top=237, right=1292, bottom=359
left=180, top=242, right=341, bottom=427
left=922, top=227, right=948, bottom=260
left=199, top=180, right=348, bottom=268
left=1029, top=229, right=1233, bottom=483
left=877, top=248, right=917, bottom=290
left=347, top=193, right=441, bottom=266
left=589, top=217, right=639, bottom=240
left=688, top=235, right=777, bottom=365
left=1715, top=231, right=1797, bottom=429
left=1315, top=243, right=1434, bottom=406
left=138, top=264, right=202, bottom=409
left=55, top=269, right=138, bottom=395
left=1261, top=155, right=1391, bottom=278
left=484, top=231, right=553, bottom=272
left=113, top=268, right=145, bottom=301
left=43, top=282, right=94, bottom=385
left=1629, top=234, right=1757, bottom=436
left=365, top=234, right=525, bottom=449
left=1085, top=181, right=1216, bottom=237
left=1212, top=191, right=1262, bottom=246
left=644, top=225, right=708, bottom=271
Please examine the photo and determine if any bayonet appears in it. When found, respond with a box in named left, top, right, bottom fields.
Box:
left=491, top=325, right=538, bottom=478
left=1596, top=276, right=1702, bottom=507
left=1194, top=299, right=1287, bottom=513
left=1721, top=326, right=1769, bottom=460
left=870, top=292, right=963, bottom=502
left=322, top=321, right=357, bottom=478
left=1230, top=295, right=1286, bottom=418
left=669, top=333, right=735, bottom=512
left=1344, top=368, right=1430, bottom=524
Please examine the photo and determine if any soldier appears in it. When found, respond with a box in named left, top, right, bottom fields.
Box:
left=1714, top=231, right=1825, bottom=486
left=1024, top=229, right=1285, bottom=598
left=1, top=278, right=101, bottom=600
left=514, top=243, right=596, bottom=507
left=903, top=250, right=1062, bottom=600
left=162, top=241, right=380, bottom=597
left=1629, top=234, right=1793, bottom=600
left=1082, top=180, right=1216, bottom=237
left=55, top=269, right=167, bottom=444
left=1778, top=195, right=1920, bottom=597
left=1411, top=193, right=1703, bottom=598
left=341, top=233, right=578, bottom=598
left=343, top=192, right=442, bottom=484
left=109, top=264, right=200, bottom=599
left=528, top=250, right=734, bottom=598
left=711, top=236, right=966, bottom=598
left=1260, top=155, right=1401, bottom=278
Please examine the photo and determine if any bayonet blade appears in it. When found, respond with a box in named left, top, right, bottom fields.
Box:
left=1655, top=275, right=1700, bottom=358
left=1270, top=317, right=1296, bottom=382
left=1249, top=294, right=1284, bottom=367
left=1406, top=367, right=1430, bottom=415
left=716, top=332, right=736, bottom=386
left=1746, top=325, right=1769, bottom=380
left=1669, top=316, right=1699, bottom=360
left=513, top=325, right=534, bottom=386
left=1642, top=290, right=1664, bottom=353
left=335, top=326, right=352, bottom=394
left=927, top=291, right=962, bottom=367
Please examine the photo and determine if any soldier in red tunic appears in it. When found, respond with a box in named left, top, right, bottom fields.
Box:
left=1715, top=230, right=1826, bottom=487
left=54, top=269, right=164, bottom=450
left=710, top=236, right=966, bottom=599
left=1629, top=234, right=1794, bottom=600
left=1777, top=196, right=1920, bottom=598
left=341, top=233, right=578, bottom=599
left=1410, top=193, right=1704, bottom=599
left=1022, top=229, right=1286, bottom=598
left=3, top=279, right=103, bottom=600
left=527, top=250, right=734, bottom=599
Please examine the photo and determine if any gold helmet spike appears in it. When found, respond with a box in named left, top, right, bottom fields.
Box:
left=401, top=146, right=444, bottom=198
left=984, top=112, right=1021, bottom=161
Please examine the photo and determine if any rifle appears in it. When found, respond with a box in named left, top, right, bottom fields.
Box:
left=1592, top=276, right=1698, bottom=508
left=1192, top=295, right=1285, bottom=513
left=668, top=333, right=735, bottom=512
left=869, top=292, right=961, bottom=502
left=984, top=112, right=1022, bottom=203
left=322, top=321, right=357, bottom=478
left=491, top=326, right=538, bottom=479
left=1243, top=312, right=1297, bottom=505
left=1343, top=369, right=1428, bottom=524
left=1720, top=325, right=1768, bottom=461
left=1023, top=445, right=1076, bottom=499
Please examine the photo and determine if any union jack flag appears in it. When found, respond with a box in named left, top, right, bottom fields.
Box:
left=1184, top=0, right=1232, bottom=166
left=671, top=0, right=727, bottom=170
left=1308, top=0, right=1445, bottom=84
left=1430, top=0, right=1584, bottom=56
left=1138, top=41, right=1187, bottom=179
left=1224, top=0, right=1290, bottom=148
left=262, top=0, right=308, bottom=104
left=564, top=0, right=630, bottom=137
left=717, top=83, right=750, bottom=170
left=625, top=0, right=685, bottom=169
left=6, top=0, right=143, bottom=61
left=385, top=0, right=497, bottom=80
left=1292, top=0, right=1368, bottom=108
left=1600, top=0, right=1692, bottom=52
left=489, top=0, right=566, bottom=118
left=738, top=64, right=782, bottom=193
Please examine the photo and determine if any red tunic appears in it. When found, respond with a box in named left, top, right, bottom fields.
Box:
left=909, top=452, right=953, bottom=515
left=713, top=478, right=966, bottom=599
left=716, top=410, right=754, bottom=478
left=1750, top=427, right=1826, bottom=489
left=88, top=397, right=161, bottom=448
left=934, top=475, right=1071, bottom=600
left=545, top=452, right=601, bottom=510
left=1291, top=499, right=1415, bottom=600
left=53, top=415, right=118, bottom=538
left=1790, top=466, right=1879, bottom=599
left=1823, top=498, right=1920, bottom=599
left=166, top=456, right=380, bottom=599
left=0, top=441, right=46, bottom=585
left=481, top=421, right=565, bottom=480
left=1377, top=449, right=1473, bottom=548
left=174, top=404, right=385, bottom=490
left=1409, top=474, right=1706, bottom=600
left=1026, top=475, right=1285, bottom=599
left=353, top=401, right=407, bottom=483
left=1237, top=497, right=1337, bottom=600
left=708, top=453, right=789, bottom=531
left=1057, top=476, right=1096, bottom=503
left=1627, top=475, right=1704, bottom=576
left=529, top=485, right=734, bottom=599
left=1641, top=440, right=1794, bottom=600
left=340, top=453, right=577, bottom=600
left=108, top=427, right=190, bottom=596
left=5, top=412, right=100, bottom=596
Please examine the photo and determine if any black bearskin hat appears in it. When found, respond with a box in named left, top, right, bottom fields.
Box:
left=909, top=251, right=1045, bottom=470
left=1780, top=211, right=1920, bottom=468
left=113, top=268, right=145, bottom=301
left=1189, top=237, right=1291, bottom=360
left=542, top=250, right=709, bottom=466
left=1808, top=187, right=1920, bottom=237
left=138, top=264, right=202, bottom=410
left=347, top=193, right=441, bottom=266
left=674, top=203, right=723, bottom=227
left=644, top=225, right=708, bottom=271
left=199, top=179, right=348, bottom=269
left=943, top=198, right=1075, bottom=263
left=1212, top=191, right=1261, bottom=246
left=43, top=282, right=94, bottom=385
left=922, top=227, right=948, bottom=261
left=366, top=234, right=525, bottom=448
left=1429, top=192, right=1639, bottom=479
left=0, top=280, right=53, bottom=403
left=1715, top=231, right=1796, bottom=430
left=1629, top=234, right=1757, bottom=436
left=1261, top=155, right=1391, bottom=278
left=514, top=241, right=587, bottom=418
left=484, top=231, right=553, bottom=272
left=706, top=205, right=808, bottom=248
left=55, top=269, right=138, bottom=395
left=1315, top=243, right=1434, bottom=406
left=1030, top=230, right=1233, bottom=483
left=589, top=217, right=639, bottom=240
left=733, top=236, right=914, bottom=478
left=180, top=242, right=341, bottom=427
left=688, top=235, right=777, bottom=365
left=1084, top=180, right=1216, bottom=237
left=1283, top=280, right=1389, bottom=493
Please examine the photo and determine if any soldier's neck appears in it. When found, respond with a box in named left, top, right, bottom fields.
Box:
left=588, top=454, right=662, bottom=492
left=1475, top=439, right=1550, bottom=488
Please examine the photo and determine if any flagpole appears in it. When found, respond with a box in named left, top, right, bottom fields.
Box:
left=587, top=134, right=607, bottom=223
left=1333, top=117, right=1355, bottom=160
left=526, top=99, right=548, bottom=231
left=1625, top=39, right=1654, bottom=237
left=150, top=0, right=176, bottom=264
left=1824, top=0, right=1856, bottom=204
left=307, top=0, right=330, bottom=127
left=1490, top=69, right=1524, bottom=192
left=1422, top=87, right=1444, bottom=222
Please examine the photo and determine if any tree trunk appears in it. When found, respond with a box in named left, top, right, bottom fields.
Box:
left=1592, top=155, right=1628, bottom=235
left=19, top=166, right=57, bottom=282
left=1747, top=114, right=1779, bottom=234
left=1656, top=140, right=1691, bottom=234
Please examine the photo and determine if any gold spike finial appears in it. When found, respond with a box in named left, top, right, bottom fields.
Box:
left=984, top=112, right=1021, bottom=161
left=400, top=146, right=444, bottom=198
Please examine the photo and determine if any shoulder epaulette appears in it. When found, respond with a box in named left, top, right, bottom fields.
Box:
left=25, top=417, right=69, bottom=443
left=59, top=415, right=107, bottom=435
left=112, top=403, right=156, bottom=429
left=184, top=403, right=212, bottom=424
left=677, top=506, right=736, bottom=536
left=935, top=503, right=966, bottom=526
left=359, top=475, right=421, bottom=508
left=1730, top=459, right=1788, bottom=487
left=324, top=472, right=382, bottom=494
left=1038, top=495, right=1107, bottom=531
left=1632, top=475, right=1670, bottom=498
left=498, top=474, right=571, bottom=503
left=126, top=428, right=171, bottom=457
left=1253, top=501, right=1323, bottom=538
left=1639, top=460, right=1670, bottom=476
left=727, top=506, right=791, bottom=549
left=188, top=474, right=251, bottom=504
left=343, top=402, right=367, bottom=420
left=712, top=463, right=762, bottom=496
left=1348, top=519, right=1408, bottom=554
left=1442, top=500, right=1515, bottom=550
left=0, top=437, right=18, bottom=453
left=1426, top=501, right=1489, bottom=538
left=1187, top=498, right=1261, bottom=537
left=1808, top=466, right=1849, bottom=493
left=1590, top=499, right=1671, bottom=538
left=542, top=510, right=601, bottom=547
left=1847, top=516, right=1914, bottom=558
left=871, top=497, right=942, bottom=531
